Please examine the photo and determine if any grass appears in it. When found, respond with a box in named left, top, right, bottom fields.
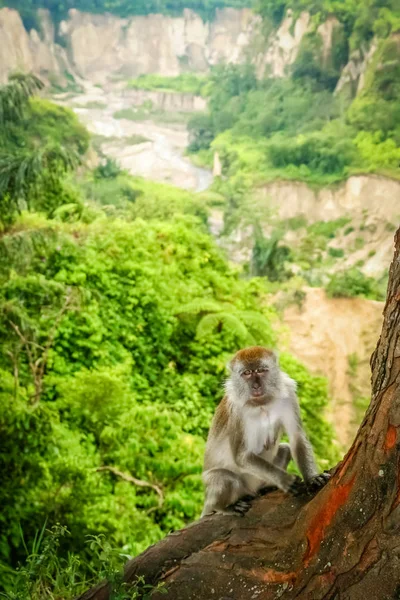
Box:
left=125, top=134, right=150, bottom=145
left=77, top=101, right=108, bottom=109
left=126, top=73, right=209, bottom=96
left=113, top=105, right=190, bottom=125
left=2, top=524, right=165, bottom=600
left=307, top=217, right=352, bottom=239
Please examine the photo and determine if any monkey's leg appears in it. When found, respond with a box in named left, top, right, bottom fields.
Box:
left=274, top=442, right=292, bottom=470
left=258, top=443, right=292, bottom=496
left=201, top=468, right=250, bottom=518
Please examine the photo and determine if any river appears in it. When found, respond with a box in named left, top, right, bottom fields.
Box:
left=54, top=83, right=213, bottom=192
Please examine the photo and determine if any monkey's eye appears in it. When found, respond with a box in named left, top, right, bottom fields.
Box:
left=257, top=368, right=269, bottom=374
left=242, top=370, right=252, bottom=378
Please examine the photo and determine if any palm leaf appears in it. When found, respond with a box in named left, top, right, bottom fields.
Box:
left=0, top=145, right=80, bottom=207
left=0, top=73, right=44, bottom=126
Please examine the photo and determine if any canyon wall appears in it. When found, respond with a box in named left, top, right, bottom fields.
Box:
left=260, top=175, right=400, bottom=223
left=0, top=4, right=375, bottom=91
left=0, top=5, right=318, bottom=85
left=0, top=6, right=259, bottom=84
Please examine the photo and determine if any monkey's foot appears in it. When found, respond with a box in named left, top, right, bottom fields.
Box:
left=306, top=471, right=331, bottom=493
left=288, top=476, right=305, bottom=496
left=224, top=499, right=252, bottom=517
left=258, top=485, right=278, bottom=496
left=290, top=471, right=331, bottom=497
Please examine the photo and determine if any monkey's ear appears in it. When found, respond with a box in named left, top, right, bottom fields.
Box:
left=271, top=350, right=279, bottom=364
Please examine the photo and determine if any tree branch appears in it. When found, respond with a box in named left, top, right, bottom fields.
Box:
left=96, top=466, right=164, bottom=511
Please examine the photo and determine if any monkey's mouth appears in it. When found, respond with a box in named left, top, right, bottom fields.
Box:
left=249, top=394, right=268, bottom=407
left=250, top=390, right=267, bottom=404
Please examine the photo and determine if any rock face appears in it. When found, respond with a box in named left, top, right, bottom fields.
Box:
left=0, top=4, right=378, bottom=91
left=0, top=5, right=325, bottom=85
left=260, top=175, right=400, bottom=223
left=0, top=7, right=74, bottom=84
left=256, top=10, right=311, bottom=77
left=0, top=6, right=261, bottom=84
left=335, top=40, right=378, bottom=96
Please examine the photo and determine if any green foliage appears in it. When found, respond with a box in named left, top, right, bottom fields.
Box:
left=188, top=7, right=400, bottom=192
left=2, top=524, right=165, bottom=599
left=25, top=98, right=90, bottom=154
left=326, top=268, right=385, bottom=300
left=0, top=207, right=338, bottom=594
left=93, top=157, right=123, bottom=180
left=251, top=228, right=293, bottom=281
left=175, top=298, right=276, bottom=344
left=292, top=30, right=347, bottom=91
left=113, top=104, right=190, bottom=126
left=188, top=113, right=215, bottom=152
left=307, top=218, right=351, bottom=238
left=0, top=74, right=89, bottom=228
left=127, top=74, right=208, bottom=96
left=0, top=144, right=80, bottom=227
left=267, top=131, right=356, bottom=177
left=256, top=0, right=400, bottom=50
left=328, top=247, right=345, bottom=258
left=0, top=73, right=43, bottom=127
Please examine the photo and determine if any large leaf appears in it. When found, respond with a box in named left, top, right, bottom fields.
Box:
left=196, top=312, right=249, bottom=341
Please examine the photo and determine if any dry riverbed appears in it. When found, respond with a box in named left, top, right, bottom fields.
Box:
left=53, top=82, right=212, bottom=191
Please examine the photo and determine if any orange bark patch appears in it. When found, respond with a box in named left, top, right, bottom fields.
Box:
left=204, top=540, right=229, bottom=552
left=385, top=424, right=397, bottom=451
left=335, top=441, right=360, bottom=481
left=304, top=476, right=355, bottom=567
left=249, top=568, right=297, bottom=584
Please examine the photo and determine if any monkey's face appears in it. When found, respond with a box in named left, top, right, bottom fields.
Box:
left=228, top=346, right=280, bottom=406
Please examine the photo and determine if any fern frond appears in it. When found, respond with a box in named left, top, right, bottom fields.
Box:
left=237, top=311, right=274, bottom=343
left=174, top=299, right=224, bottom=316
left=218, top=313, right=249, bottom=340
left=197, top=312, right=249, bottom=341
left=237, top=311, right=271, bottom=328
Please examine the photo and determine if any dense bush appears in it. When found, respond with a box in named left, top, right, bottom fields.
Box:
left=127, top=73, right=208, bottom=96
left=326, top=268, right=385, bottom=300
left=0, top=75, right=89, bottom=228
left=0, top=208, right=338, bottom=592
left=256, top=0, right=400, bottom=50
left=187, top=6, right=400, bottom=187
left=267, top=132, right=356, bottom=176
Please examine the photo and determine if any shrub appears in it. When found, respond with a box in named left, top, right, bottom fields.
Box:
left=326, top=268, right=384, bottom=300
left=267, top=132, right=356, bottom=176
left=328, top=247, right=345, bottom=258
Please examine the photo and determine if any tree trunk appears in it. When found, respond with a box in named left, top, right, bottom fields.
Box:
left=78, top=230, right=400, bottom=600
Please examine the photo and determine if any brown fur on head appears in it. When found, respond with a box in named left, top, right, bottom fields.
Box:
left=226, top=346, right=280, bottom=407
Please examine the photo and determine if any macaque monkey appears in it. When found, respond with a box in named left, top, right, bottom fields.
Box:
left=201, top=346, right=330, bottom=517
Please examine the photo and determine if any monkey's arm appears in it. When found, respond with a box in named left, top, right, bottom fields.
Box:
left=236, top=451, right=297, bottom=492
left=283, top=393, right=330, bottom=489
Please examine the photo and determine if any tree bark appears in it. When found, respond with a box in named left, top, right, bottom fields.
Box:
left=78, top=229, right=400, bottom=600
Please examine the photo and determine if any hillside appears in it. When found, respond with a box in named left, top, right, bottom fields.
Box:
left=281, top=287, right=383, bottom=448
